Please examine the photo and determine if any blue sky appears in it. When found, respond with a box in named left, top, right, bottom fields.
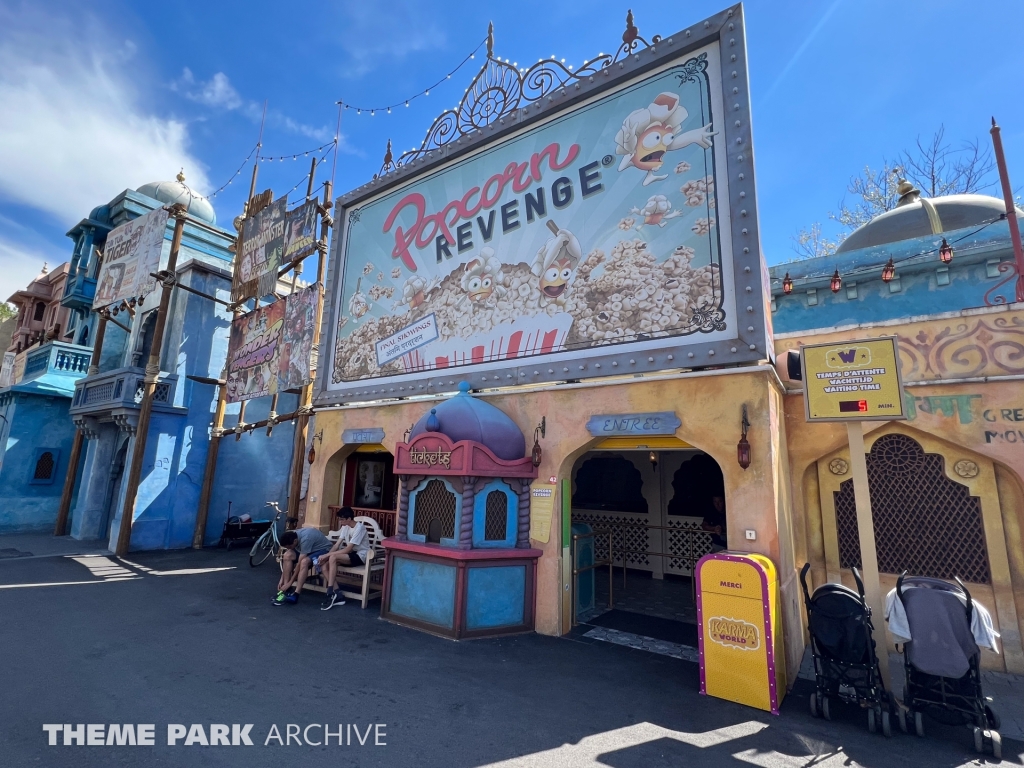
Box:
left=1, top=0, right=1022, bottom=301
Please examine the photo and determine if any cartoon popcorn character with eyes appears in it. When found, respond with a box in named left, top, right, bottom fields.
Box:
left=532, top=221, right=582, bottom=304
left=460, top=247, right=507, bottom=305
left=614, top=92, right=716, bottom=186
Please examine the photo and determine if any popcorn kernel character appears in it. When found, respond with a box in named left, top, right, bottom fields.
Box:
left=631, top=194, right=683, bottom=231
left=532, top=221, right=582, bottom=301
left=460, top=247, right=507, bottom=305
left=348, top=278, right=369, bottom=320
left=614, top=92, right=716, bottom=186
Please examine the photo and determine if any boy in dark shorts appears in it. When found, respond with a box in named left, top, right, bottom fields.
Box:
left=273, top=527, right=332, bottom=605
left=320, top=507, right=371, bottom=611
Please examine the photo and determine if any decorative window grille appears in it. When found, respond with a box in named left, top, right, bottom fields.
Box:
left=834, top=433, right=990, bottom=584
left=33, top=452, right=55, bottom=480
left=483, top=491, right=508, bottom=541
left=412, top=479, right=457, bottom=540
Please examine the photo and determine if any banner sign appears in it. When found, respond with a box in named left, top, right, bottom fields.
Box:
left=234, top=196, right=287, bottom=301
left=93, top=207, right=169, bottom=309
left=0, top=352, right=15, bottom=387
left=225, top=284, right=320, bottom=403
left=320, top=14, right=768, bottom=403
left=801, top=336, right=907, bottom=422
left=283, top=200, right=319, bottom=265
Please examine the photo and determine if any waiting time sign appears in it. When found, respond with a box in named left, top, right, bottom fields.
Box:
left=801, top=336, right=907, bottom=422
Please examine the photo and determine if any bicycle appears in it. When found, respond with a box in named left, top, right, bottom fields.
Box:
left=249, top=502, right=287, bottom=568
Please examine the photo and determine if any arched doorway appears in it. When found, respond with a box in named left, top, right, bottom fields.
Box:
left=811, top=425, right=1024, bottom=671
left=323, top=444, right=398, bottom=536
left=102, top=438, right=130, bottom=540
left=569, top=442, right=724, bottom=644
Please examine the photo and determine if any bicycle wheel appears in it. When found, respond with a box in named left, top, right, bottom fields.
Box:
left=249, top=532, right=276, bottom=567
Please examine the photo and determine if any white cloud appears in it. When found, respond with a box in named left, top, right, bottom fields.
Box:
left=172, top=68, right=333, bottom=143
left=173, top=67, right=243, bottom=110
left=334, top=2, right=448, bottom=77
left=0, top=8, right=209, bottom=224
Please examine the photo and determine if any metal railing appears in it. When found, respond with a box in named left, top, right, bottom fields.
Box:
left=573, top=519, right=715, bottom=602
left=570, top=528, right=615, bottom=627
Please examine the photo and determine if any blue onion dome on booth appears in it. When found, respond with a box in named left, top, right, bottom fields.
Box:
left=136, top=170, right=217, bottom=224
left=409, top=382, right=526, bottom=461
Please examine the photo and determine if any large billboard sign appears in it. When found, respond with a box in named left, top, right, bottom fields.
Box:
left=225, top=284, right=320, bottom=403
left=93, top=207, right=169, bottom=310
left=319, top=6, right=769, bottom=404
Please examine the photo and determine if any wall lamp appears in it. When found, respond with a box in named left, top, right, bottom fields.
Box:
left=307, top=428, right=324, bottom=464
left=531, top=417, right=546, bottom=467
left=737, top=405, right=751, bottom=470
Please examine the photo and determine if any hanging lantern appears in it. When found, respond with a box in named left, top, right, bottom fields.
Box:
left=737, top=405, right=751, bottom=470
left=830, top=269, right=842, bottom=294
left=939, top=237, right=953, bottom=264
left=881, top=257, right=896, bottom=283
left=531, top=417, right=546, bottom=467
left=307, top=443, right=316, bottom=465
left=782, top=272, right=793, bottom=295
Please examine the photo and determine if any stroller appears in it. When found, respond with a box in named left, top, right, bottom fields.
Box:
left=893, top=572, right=1001, bottom=758
left=800, top=563, right=895, bottom=735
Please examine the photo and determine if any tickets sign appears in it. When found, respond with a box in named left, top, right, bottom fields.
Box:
left=801, top=336, right=907, bottom=422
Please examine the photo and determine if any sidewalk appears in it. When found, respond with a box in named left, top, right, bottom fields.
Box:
left=0, top=532, right=108, bottom=561
left=797, top=645, right=1024, bottom=740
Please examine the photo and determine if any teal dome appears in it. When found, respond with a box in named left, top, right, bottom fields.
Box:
left=137, top=171, right=216, bottom=224
left=410, top=382, right=526, bottom=461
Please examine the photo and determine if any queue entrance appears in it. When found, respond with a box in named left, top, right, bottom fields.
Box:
left=569, top=439, right=725, bottom=647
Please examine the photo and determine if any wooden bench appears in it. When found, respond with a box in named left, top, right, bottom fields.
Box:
left=283, top=516, right=386, bottom=608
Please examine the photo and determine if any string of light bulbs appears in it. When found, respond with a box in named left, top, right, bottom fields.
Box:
left=337, top=37, right=487, bottom=116
left=777, top=215, right=1007, bottom=295
left=208, top=142, right=260, bottom=199
left=259, top=139, right=335, bottom=163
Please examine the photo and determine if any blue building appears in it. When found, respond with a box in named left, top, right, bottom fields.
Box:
left=47, top=174, right=298, bottom=549
left=768, top=182, right=1023, bottom=331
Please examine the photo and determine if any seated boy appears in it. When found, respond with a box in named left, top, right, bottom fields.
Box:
left=320, top=507, right=372, bottom=611
left=273, top=527, right=333, bottom=606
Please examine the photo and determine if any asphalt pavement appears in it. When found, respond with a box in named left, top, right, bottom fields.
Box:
left=0, top=543, right=1019, bottom=767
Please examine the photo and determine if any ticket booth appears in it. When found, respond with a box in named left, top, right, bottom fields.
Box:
left=696, top=552, right=786, bottom=714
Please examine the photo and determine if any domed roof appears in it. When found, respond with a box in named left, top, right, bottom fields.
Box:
left=409, top=382, right=526, bottom=461
left=136, top=171, right=216, bottom=224
left=89, top=204, right=111, bottom=224
left=836, top=183, right=1019, bottom=253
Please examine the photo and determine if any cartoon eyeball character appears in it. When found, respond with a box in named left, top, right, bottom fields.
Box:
left=532, top=226, right=582, bottom=300
left=614, top=92, right=716, bottom=186
left=460, top=247, right=507, bottom=304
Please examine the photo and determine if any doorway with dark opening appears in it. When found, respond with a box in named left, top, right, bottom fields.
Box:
left=570, top=445, right=724, bottom=652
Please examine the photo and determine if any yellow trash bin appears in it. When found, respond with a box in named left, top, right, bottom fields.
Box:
left=696, top=552, right=786, bottom=714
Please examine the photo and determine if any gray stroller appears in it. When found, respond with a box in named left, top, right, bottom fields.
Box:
left=894, top=572, right=1001, bottom=758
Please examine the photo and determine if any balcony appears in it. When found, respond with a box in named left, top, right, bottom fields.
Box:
left=70, top=367, right=182, bottom=435
left=61, top=273, right=96, bottom=312
left=21, top=341, right=91, bottom=382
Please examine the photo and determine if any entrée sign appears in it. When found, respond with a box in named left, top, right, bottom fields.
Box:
left=586, top=412, right=681, bottom=437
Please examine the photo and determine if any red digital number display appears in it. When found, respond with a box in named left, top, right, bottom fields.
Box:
left=838, top=400, right=869, bottom=413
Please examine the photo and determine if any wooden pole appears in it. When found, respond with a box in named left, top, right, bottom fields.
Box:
left=989, top=118, right=1024, bottom=303
left=286, top=180, right=332, bottom=525
left=846, top=420, right=891, bottom=691
left=191, top=381, right=227, bottom=548
left=114, top=206, right=187, bottom=556
left=54, top=312, right=110, bottom=536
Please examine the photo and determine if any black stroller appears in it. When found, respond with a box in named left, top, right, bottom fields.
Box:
left=895, top=572, right=1001, bottom=758
left=800, top=563, right=895, bottom=735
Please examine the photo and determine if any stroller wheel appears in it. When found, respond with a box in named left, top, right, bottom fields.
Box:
left=809, top=693, right=819, bottom=718
left=973, top=727, right=984, bottom=754
left=985, top=705, right=1001, bottom=730
left=913, top=711, right=924, bottom=738
left=991, top=730, right=1002, bottom=760
left=822, top=696, right=831, bottom=721
left=881, top=710, right=892, bottom=738
left=867, top=708, right=876, bottom=733
left=897, top=707, right=907, bottom=734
